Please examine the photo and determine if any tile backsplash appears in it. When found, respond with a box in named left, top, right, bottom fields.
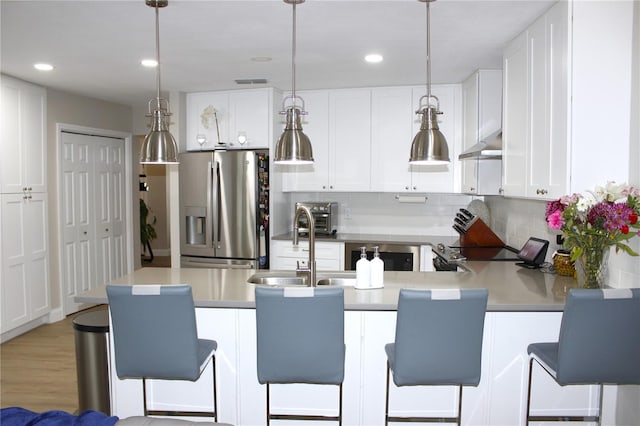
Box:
left=486, top=196, right=640, bottom=289
left=289, top=192, right=474, bottom=236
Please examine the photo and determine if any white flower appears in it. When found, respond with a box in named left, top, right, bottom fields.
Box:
left=576, top=194, right=596, bottom=212
left=603, top=181, right=626, bottom=202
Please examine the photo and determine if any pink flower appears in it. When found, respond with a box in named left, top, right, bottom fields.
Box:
left=547, top=210, right=564, bottom=230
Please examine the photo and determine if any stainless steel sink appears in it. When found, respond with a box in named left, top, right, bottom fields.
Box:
left=316, top=271, right=357, bottom=287
left=247, top=271, right=356, bottom=287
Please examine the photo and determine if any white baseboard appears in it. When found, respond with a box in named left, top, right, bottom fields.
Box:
left=48, top=306, right=65, bottom=323
left=1, top=315, right=49, bottom=343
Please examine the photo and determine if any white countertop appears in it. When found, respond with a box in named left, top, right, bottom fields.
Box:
left=76, top=261, right=579, bottom=312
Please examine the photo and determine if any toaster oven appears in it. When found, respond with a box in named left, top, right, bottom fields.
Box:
left=295, top=202, right=338, bottom=236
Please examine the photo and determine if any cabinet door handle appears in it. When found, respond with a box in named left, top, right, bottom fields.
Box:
left=412, top=186, right=417, bottom=190
left=329, top=185, right=333, bottom=190
left=470, top=187, right=475, bottom=192
left=499, top=188, right=504, bottom=194
left=322, top=185, right=326, bottom=190
left=405, top=186, right=409, bottom=190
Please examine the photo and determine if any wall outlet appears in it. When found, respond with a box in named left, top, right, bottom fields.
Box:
left=344, top=207, right=352, bottom=220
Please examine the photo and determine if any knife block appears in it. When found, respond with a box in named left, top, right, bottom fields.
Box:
left=459, top=218, right=505, bottom=247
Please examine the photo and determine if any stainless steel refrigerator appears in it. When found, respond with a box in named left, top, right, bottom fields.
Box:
left=179, top=150, right=269, bottom=269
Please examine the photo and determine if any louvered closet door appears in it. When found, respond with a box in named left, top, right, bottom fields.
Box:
left=61, top=132, right=126, bottom=315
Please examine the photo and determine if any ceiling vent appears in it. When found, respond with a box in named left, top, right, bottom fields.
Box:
left=235, top=78, right=268, bottom=85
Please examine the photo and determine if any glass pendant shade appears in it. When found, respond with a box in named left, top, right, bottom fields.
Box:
left=140, top=108, right=179, bottom=164
left=274, top=107, right=313, bottom=164
left=409, top=105, right=450, bottom=165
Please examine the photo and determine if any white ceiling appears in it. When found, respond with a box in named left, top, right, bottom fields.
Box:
left=1, top=0, right=556, bottom=108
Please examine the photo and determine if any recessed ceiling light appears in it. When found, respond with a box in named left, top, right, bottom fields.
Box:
left=365, top=54, right=383, bottom=63
left=141, top=59, right=158, bottom=67
left=34, top=63, right=54, bottom=71
left=251, top=57, right=272, bottom=63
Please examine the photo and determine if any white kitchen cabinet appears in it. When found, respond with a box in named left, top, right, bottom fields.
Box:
left=460, top=70, right=503, bottom=195
left=370, top=85, right=461, bottom=193
left=0, top=75, right=50, bottom=339
left=282, top=85, right=460, bottom=193
left=0, top=75, right=47, bottom=194
left=0, top=192, right=50, bottom=334
left=501, top=2, right=571, bottom=200
left=270, top=239, right=344, bottom=271
left=186, top=88, right=274, bottom=151
left=501, top=32, right=529, bottom=197
left=281, top=89, right=370, bottom=192
left=329, top=89, right=371, bottom=191
left=370, top=87, right=415, bottom=192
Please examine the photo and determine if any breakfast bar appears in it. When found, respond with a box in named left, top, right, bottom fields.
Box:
left=77, top=264, right=611, bottom=426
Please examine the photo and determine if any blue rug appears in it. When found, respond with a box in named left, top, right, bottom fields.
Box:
left=0, top=407, right=118, bottom=426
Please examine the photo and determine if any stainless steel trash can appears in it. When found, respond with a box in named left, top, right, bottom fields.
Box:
left=73, top=309, right=110, bottom=415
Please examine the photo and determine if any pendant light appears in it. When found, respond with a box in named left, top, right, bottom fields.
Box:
left=409, top=0, right=450, bottom=165
left=140, top=0, right=179, bottom=164
left=274, top=0, right=314, bottom=165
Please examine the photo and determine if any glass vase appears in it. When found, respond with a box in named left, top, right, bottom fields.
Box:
left=575, top=247, right=610, bottom=289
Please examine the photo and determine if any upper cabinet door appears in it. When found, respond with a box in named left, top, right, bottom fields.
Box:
left=501, top=32, right=529, bottom=198
left=501, top=2, right=569, bottom=200
left=186, top=88, right=272, bottom=151
left=370, top=87, right=414, bottom=192
left=460, top=70, right=502, bottom=195
left=328, top=89, right=371, bottom=191
left=0, top=76, right=47, bottom=194
left=229, top=89, right=270, bottom=149
left=186, top=91, right=230, bottom=151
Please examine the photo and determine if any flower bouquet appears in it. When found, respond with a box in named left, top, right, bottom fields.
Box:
left=545, top=182, right=640, bottom=288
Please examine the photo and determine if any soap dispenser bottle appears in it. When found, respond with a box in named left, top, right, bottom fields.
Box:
left=370, top=246, right=384, bottom=288
left=356, top=246, right=370, bottom=289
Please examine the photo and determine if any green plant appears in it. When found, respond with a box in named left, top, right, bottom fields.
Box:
left=140, top=198, right=157, bottom=256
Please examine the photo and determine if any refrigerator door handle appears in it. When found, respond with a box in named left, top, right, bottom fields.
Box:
left=214, top=161, right=222, bottom=249
left=207, top=160, right=215, bottom=251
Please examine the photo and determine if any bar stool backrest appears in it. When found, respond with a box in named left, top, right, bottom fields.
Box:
left=255, top=287, right=345, bottom=385
left=556, top=288, right=640, bottom=385
left=107, top=284, right=202, bottom=381
left=392, top=288, right=488, bottom=387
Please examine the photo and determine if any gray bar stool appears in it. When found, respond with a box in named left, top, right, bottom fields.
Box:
left=384, top=288, right=488, bottom=426
left=526, top=288, right=640, bottom=425
left=106, top=284, right=218, bottom=420
left=255, top=287, right=345, bottom=425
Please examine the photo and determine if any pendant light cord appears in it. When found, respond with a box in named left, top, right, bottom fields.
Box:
left=426, top=0, right=432, bottom=100
left=155, top=3, right=162, bottom=110
left=291, top=1, right=297, bottom=108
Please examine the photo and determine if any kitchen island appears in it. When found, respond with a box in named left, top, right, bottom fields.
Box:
left=77, top=264, right=627, bottom=426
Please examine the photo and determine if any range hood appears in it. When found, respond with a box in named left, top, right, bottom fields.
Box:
left=458, top=130, right=502, bottom=160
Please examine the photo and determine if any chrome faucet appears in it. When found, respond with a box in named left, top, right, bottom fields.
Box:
left=293, top=205, right=316, bottom=287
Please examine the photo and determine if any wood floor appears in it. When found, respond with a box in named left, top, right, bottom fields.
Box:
left=0, top=305, right=108, bottom=414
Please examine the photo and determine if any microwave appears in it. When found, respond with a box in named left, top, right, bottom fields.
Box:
left=295, top=202, right=338, bottom=236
